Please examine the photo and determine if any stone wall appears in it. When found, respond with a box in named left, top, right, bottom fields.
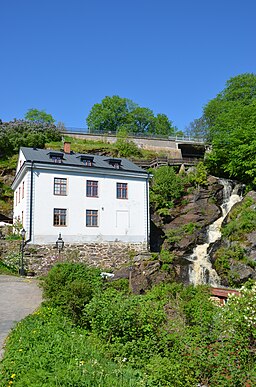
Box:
left=0, top=240, right=148, bottom=276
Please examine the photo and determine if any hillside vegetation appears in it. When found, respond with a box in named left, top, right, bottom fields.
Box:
left=1, top=263, right=256, bottom=386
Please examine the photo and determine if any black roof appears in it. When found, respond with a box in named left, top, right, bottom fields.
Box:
left=20, top=147, right=146, bottom=174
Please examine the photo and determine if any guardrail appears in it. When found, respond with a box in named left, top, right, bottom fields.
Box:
left=64, top=127, right=206, bottom=144
left=133, top=157, right=200, bottom=169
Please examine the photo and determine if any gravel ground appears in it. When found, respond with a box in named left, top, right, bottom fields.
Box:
left=0, top=275, right=42, bottom=360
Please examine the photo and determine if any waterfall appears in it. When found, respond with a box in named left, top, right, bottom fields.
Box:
left=188, top=179, right=243, bottom=286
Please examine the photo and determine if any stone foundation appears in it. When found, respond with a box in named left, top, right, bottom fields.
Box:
left=0, top=240, right=148, bottom=275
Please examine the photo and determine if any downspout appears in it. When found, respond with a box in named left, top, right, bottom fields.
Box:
left=146, top=173, right=150, bottom=250
left=26, top=161, right=34, bottom=244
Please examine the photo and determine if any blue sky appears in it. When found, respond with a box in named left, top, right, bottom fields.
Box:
left=1, top=0, right=255, bottom=131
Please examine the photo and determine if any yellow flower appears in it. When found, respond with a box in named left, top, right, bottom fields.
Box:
left=11, top=374, right=16, bottom=378
left=18, top=349, right=23, bottom=352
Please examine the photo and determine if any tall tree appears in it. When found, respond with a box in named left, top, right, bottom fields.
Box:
left=25, top=108, right=55, bottom=124
left=203, top=73, right=256, bottom=188
left=86, top=95, right=176, bottom=136
left=127, top=107, right=155, bottom=133
left=185, top=116, right=208, bottom=140
left=86, top=96, right=128, bottom=132
left=153, top=113, right=176, bottom=136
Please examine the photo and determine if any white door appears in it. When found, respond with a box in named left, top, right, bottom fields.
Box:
left=116, top=211, right=129, bottom=235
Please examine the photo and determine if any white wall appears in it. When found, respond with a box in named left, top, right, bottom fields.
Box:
left=31, top=168, right=148, bottom=244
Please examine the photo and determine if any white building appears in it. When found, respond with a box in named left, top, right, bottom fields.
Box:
left=12, top=143, right=150, bottom=246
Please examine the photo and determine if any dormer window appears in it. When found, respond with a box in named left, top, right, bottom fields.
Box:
left=48, top=152, right=64, bottom=163
left=79, top=155, right=94, bottom=167
left=106, top=158, right=122, bottom=169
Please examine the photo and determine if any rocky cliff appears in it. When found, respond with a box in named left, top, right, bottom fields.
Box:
left=120, top=177, right=256, bottom=293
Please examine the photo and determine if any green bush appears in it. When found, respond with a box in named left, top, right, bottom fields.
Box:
left=41, top=263, right=103, bottom=324
left=149, top=166, right=187, bottom=212
left=83, top=288, right=167, bottom=364
left=222, top=196, right=256, bottom=240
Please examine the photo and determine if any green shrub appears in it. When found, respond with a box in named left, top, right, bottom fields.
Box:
left=149, top=166, right=187, bottom=212
left=83, top=288, right=167, bottom=364
left=159, top=249, right=175, bottom=263
left=41, top=263, right=103, bottom=324
left=222, top=196, right=256, bottom=240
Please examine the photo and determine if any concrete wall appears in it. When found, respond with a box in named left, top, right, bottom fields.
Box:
left=69, top=133, right=183, bottom=157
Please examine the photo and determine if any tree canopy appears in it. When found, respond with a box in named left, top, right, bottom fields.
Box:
left=86, top=95, right=176, bottom=136
left=201, top=73, right=256, bottom=189
left=25, top=108, right=55, bottom=124
left=0, top=120, right=61, bottom=157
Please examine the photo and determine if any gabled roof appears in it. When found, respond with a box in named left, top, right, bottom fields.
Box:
left=20, top=147, right=146, bottom=174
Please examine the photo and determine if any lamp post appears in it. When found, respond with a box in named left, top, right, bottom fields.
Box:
left=19, top=228, right=26, bottom=276
left=55, top=233, right=64, bottom=259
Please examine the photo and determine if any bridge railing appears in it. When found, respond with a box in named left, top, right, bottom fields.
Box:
left=64, top=127, right=206, bottom=144
left=133, top=157, right=200, bottom=169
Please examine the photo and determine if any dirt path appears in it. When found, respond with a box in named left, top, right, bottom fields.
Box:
left=0, top=275, right=42, bottom=360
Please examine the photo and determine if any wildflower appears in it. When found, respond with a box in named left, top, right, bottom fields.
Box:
left=18, top=349, right=23, bottom=352
left=79, top=360, right=85, bottom=366
left=11, top=374, right=16, bottom=379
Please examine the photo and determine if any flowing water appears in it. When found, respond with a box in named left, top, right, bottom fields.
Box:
left=188, top=179, right=243, bottom=286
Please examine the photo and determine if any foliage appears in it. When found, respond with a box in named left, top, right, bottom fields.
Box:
left=221, top=196, right=256, bottom=241
left=159, top=249, right=175, bottom=263
left=188, top=161, right=208, bottom=187
left=0, top=306, right=143, bottom=386
left=203, top=73, right=256, bottom=189
left=41, top=263, right=103, bottom=324
left=1, top=252, right=20, bottom=272
left=115, top=128, right=143, bottom=158
left=0, top=260, right=17, bottom=275
left=86, top=95, right=176, bottom=136
left=165, top=222, right=199, bottom=245
left=2, top=269, right=256, bottom=386
left=149, top=166, right=187, bottom=211
left=185, top=116, right=208, bottom=140
left=0, top=120, right=61, bottom=157
left=25, top=108, right=55, bottom=124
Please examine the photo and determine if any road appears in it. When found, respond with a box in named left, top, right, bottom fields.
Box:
left=0, top=275, right=42, bottom=359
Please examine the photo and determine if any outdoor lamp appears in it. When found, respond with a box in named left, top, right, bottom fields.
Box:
left=56, top=233, right=64, bottom=254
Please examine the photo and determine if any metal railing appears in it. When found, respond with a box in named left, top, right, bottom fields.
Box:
left=133, top=157, right=200, bottom=169
left=63, top=127, right=206, bottom=144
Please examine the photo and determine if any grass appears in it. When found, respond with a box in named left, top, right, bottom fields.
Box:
left=46, top=135, right=159, bottom=160
left=0, top=306, right=144, bottom=387
left=0, top=261, right=17, bottom=275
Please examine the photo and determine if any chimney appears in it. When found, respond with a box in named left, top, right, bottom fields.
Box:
left=64, top=141, right=71, bottom=154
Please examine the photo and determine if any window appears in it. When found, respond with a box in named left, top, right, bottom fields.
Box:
left=22, top=181, right=24, bottom=199
left=15, top=191, right=17, bottom=206
left=86, top=180, right=98, bottom=197
left=53, top=209, right=67, bottom=226
left=80, top=155, right=94, bottom=166
left=117, top=183, right=128, bottom=199
left=83, top=159, right=93, bottom=166
left=18, top=187, right=21, bottom=203
left=106, top=158, right=122, bottom=169
left=52, top=156, right=62, bottom=163
left=54, top=178, right=67, bottom=195
left=49, top=152, right=64, bottom=163
left=21, top=211, right=24, bottom=225
left=86, top=210, right=98, bottom=227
